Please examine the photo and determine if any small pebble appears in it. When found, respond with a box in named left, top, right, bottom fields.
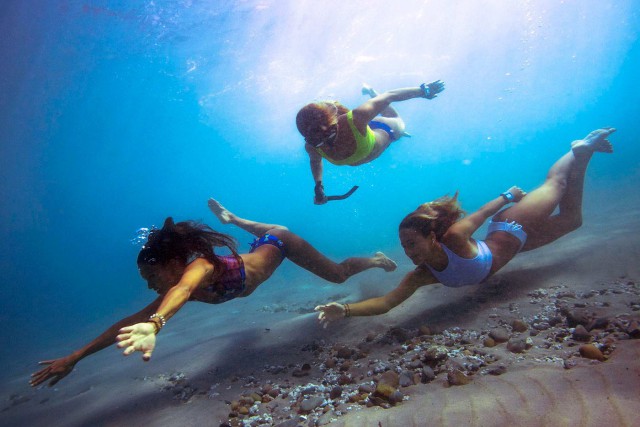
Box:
left=299, top=396, right=324, bottom=413
left=507, top=337, right=527, bottom=353
left=627, top=320, right=640, bottom=338
left=447, top=369, right=472, bottom=386
left=329, top=386, right=342, bottom=399
left=572, top=325, right=592, bottom=342
left=375, top=371, right=399, bottom=398
left=399, top=371, right=414, bottom=387
left=483, top=337, right=496, bottom=347
left=388, top=390, right=404, bottom=405
left=511, top=319, right=528, bottom=332
left=489, top=328, right=510, bottom=343
left=579, top=344, right=605, bottom=361
left=421, top=366, right=436, bottom=382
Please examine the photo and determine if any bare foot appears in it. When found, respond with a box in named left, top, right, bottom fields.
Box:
left=374, top=251, right=397, bottom=272
left=571, top=127, right=615, bottom=156
left=207, top=198, right=233, bottom=224
left=361, top=83, right=377, bottom=98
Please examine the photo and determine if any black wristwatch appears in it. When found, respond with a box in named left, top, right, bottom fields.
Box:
left=501, top=191, right=514, bottom=202
left=420, top=82, right=431, bottom=99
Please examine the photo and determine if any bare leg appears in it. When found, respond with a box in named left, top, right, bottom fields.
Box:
left=210, top=198, right=397, bottom=283
left=362, top=83, right=410, bottom=139
left=362, top=83, right=398, bottom=117
left=269, top=229, right=397, bottom=284
left=208, top=198, right=287, bottom=237
left=497, top=128, right=615, bottom=250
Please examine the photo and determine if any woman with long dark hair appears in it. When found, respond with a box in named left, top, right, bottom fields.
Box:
left=30, top=200, right=397, bottom=387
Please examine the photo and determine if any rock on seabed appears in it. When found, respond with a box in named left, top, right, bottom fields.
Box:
left=579, top=344, right=606, bottom=361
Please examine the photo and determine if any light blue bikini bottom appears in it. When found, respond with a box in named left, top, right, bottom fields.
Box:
left=487, top=220, right=527, bottom=251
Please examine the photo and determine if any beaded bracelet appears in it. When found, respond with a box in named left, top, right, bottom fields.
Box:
left=149, top=313, right=167, bottom=329
left=343, top=303, right=351, bottom=317
left=147, top=320, right=161, bottom=334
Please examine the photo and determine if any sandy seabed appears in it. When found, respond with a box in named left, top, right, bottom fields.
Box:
left=2, top=213, right=640, bottom=427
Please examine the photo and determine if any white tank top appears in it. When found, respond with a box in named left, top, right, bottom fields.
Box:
left=424, top=240, right=492, bottom=287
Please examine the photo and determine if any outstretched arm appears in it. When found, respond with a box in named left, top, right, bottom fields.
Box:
left=115, top=258, right=213, bottom=361
left=30, top=297, right=162, bottom=387
left=305, top=144, right=327, bottom=205
left=352, top=80, right=445, bottom=125
left=449, top=186, right=526, bottom=239
left=315, top=268, right=436, bottom=326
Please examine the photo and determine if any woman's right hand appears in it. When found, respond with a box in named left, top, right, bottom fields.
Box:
left=30, top=355, right=78, bottom=387
left=314, top=182, right=328, bottom=205
left=116, top=322, right=157, bottom=361
left=314, top=302, right=346, bottom=328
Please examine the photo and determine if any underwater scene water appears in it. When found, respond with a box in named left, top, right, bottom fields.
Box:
left=1, top=1, right=640, bottom=425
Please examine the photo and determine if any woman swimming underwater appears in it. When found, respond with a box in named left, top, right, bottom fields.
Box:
left=316, top=128, right=615, bottom=323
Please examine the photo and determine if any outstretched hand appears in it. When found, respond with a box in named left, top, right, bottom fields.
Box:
left=314, top=303, right=346, bottom=328
left=116, top=322, right=156, bottom=361
left=422, top=80, right=445, bottom=99
left=506, top=186, right=527, bottom=202
left=30, top=356, right=78, bottom=387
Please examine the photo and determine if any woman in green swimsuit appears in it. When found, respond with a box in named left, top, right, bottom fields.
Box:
left=296, top=80, right=445, bottom=204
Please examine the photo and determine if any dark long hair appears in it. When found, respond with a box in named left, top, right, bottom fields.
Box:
left=137, top=217, right=238, bottom=278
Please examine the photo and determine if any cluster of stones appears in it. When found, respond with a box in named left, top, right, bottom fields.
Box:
left=222, top=326, right=502, bottom=426
left=520, top=281, right=640, bottom=366
left=220, top=279, right=639, bottom=426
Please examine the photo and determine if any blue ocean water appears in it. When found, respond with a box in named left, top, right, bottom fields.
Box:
left=1, top=0, right=639, bottom=385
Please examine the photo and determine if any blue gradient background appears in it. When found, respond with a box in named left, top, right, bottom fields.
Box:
left=1, top=1, right=639, bottom=382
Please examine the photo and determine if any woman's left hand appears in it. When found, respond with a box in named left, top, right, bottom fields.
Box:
left=314, top=302, right=346, bottom=328
left=421, top=80, right=445, bottom=99
left=506, top=186, right=527, bottom=202
left=116, top=322, right=156, bottom=361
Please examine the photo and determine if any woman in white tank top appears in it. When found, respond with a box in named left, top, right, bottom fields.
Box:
left=316, top=127, right=616, bottom=323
